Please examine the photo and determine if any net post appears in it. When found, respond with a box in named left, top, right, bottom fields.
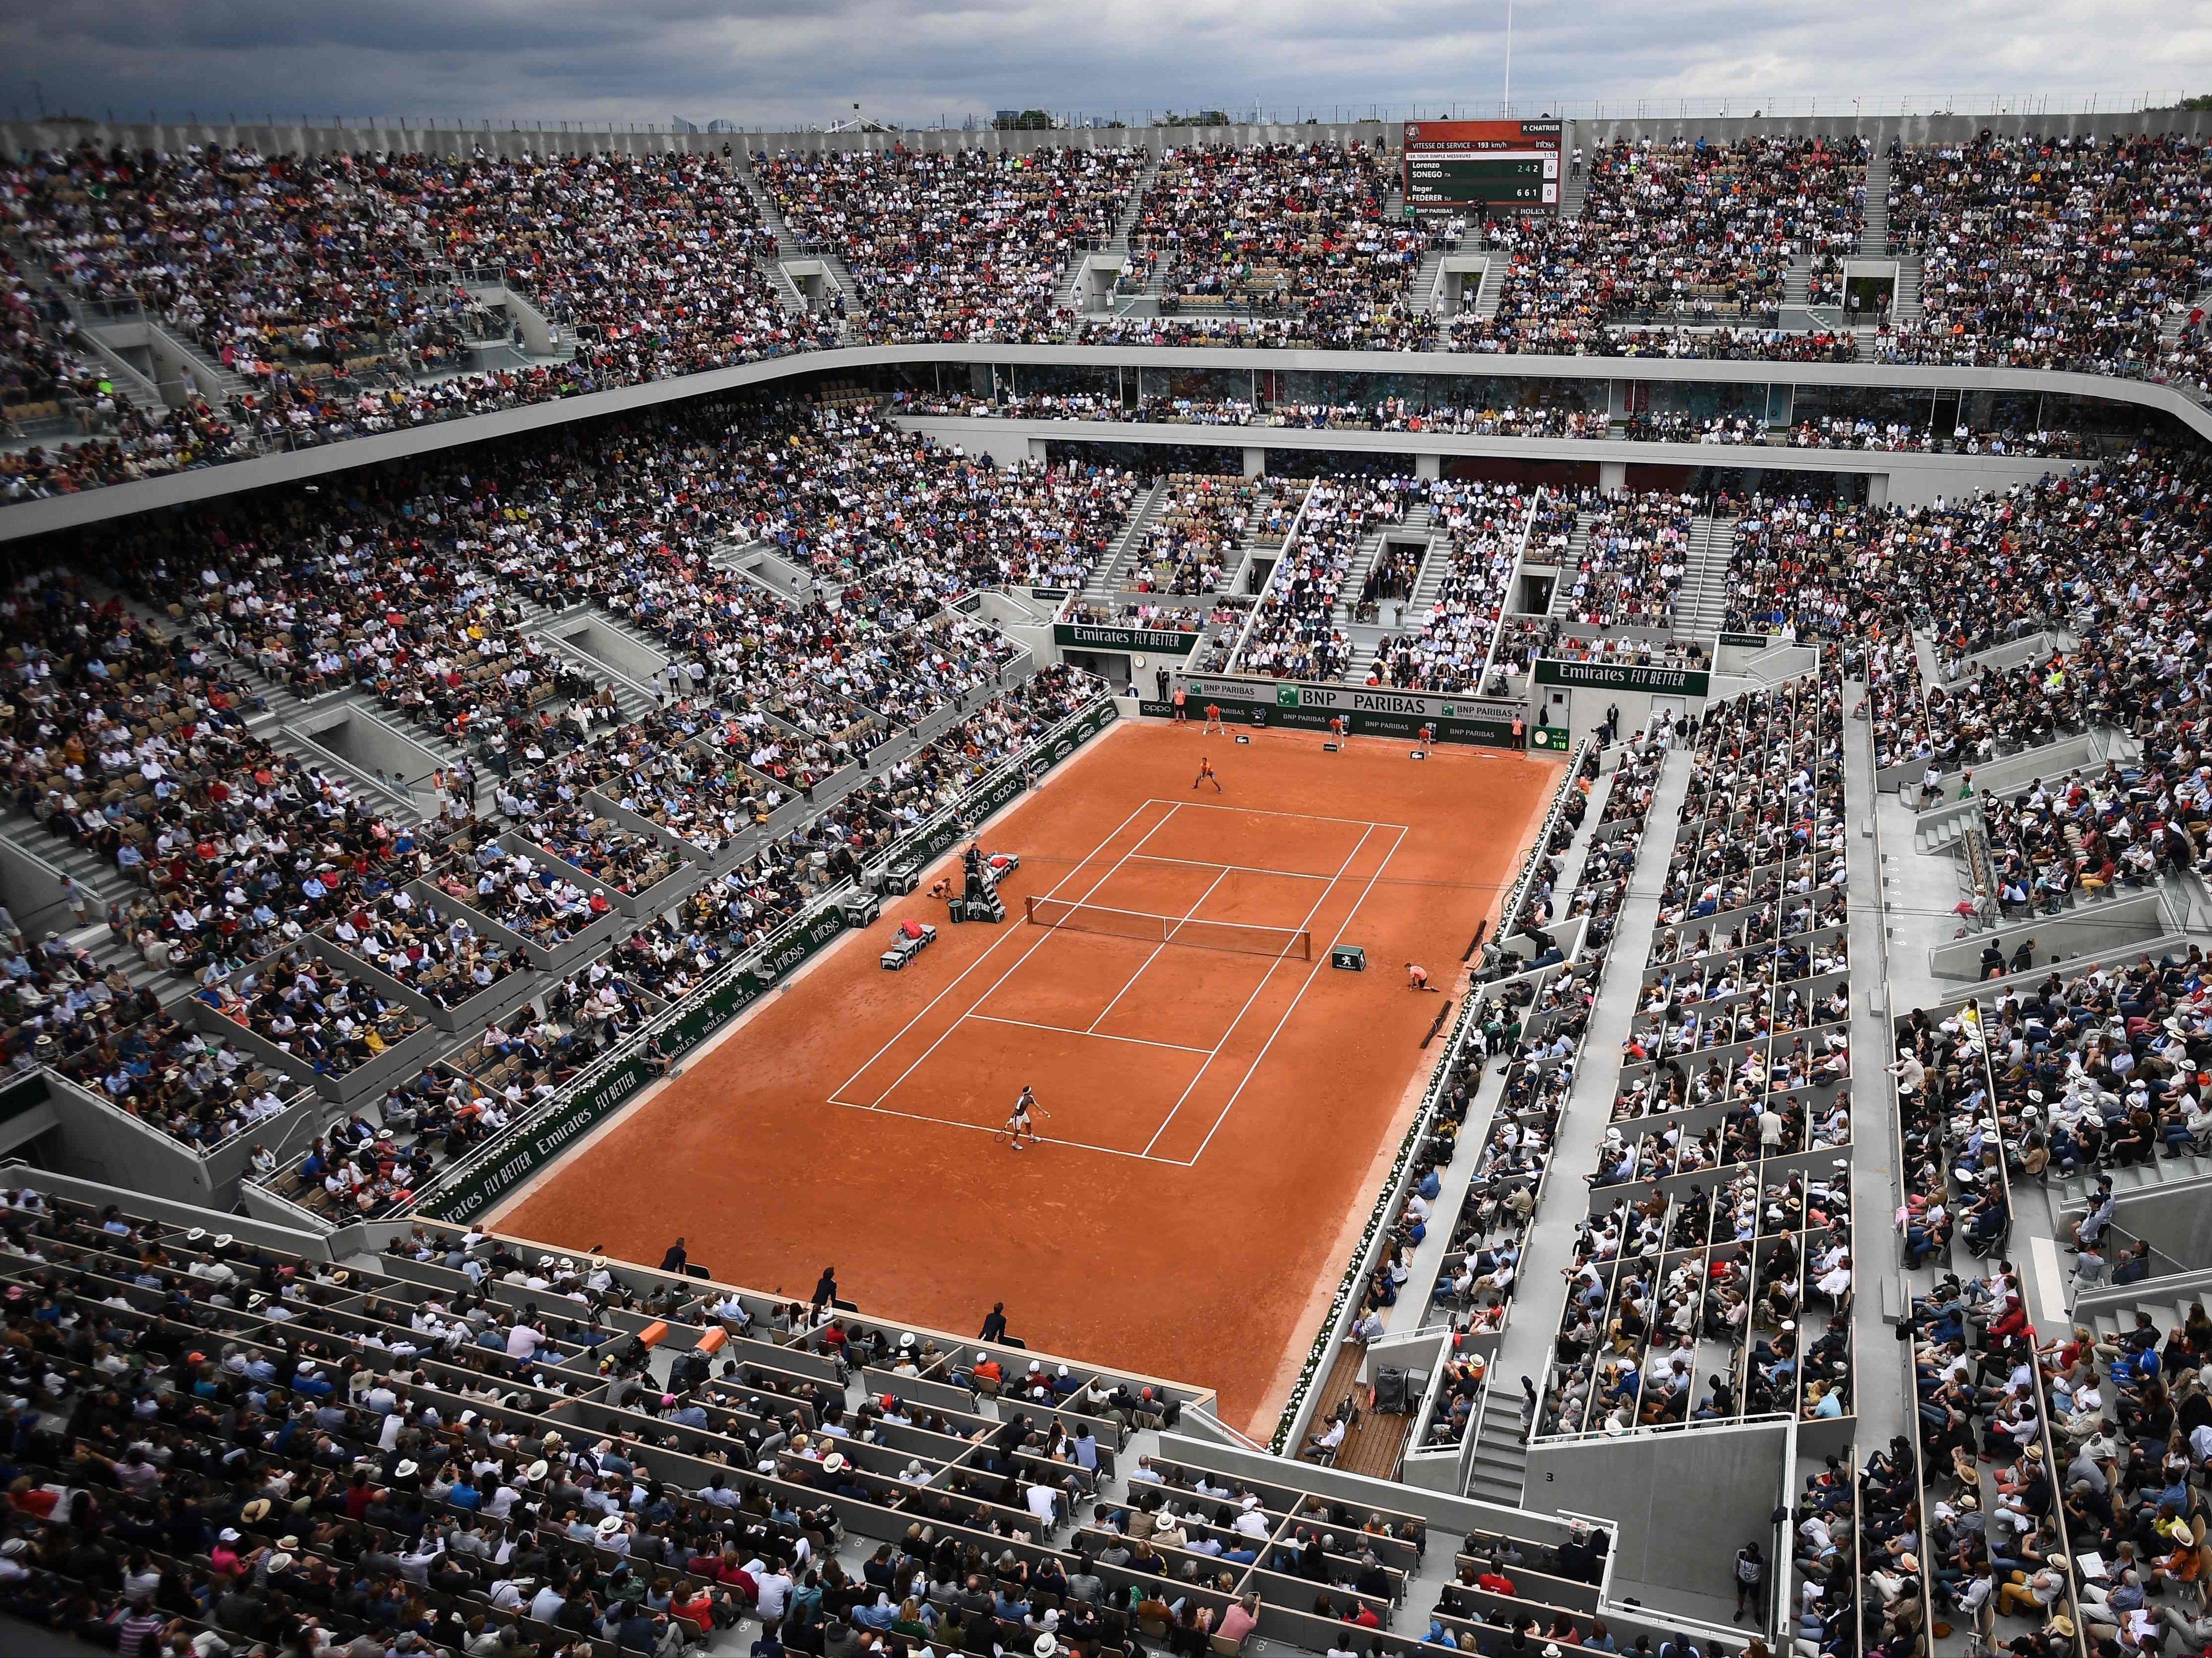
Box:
left=1024, top=894, right=1042, bottom=924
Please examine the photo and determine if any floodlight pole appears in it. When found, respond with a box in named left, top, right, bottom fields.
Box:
left=1503, top=0, right=1513, bottom=116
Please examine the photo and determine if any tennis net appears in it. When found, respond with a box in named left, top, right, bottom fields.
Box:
left=1024, top=895, right=1313, bottom=960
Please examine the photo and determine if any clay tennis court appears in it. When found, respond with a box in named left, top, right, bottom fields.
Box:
left=497, top=719, right=1559, bottom=1433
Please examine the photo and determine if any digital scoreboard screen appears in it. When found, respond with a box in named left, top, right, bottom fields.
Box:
left=1402, top=118, right=1563, bottom=209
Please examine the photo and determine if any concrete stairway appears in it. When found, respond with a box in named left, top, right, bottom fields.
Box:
left=2051, top=1150, right=2212, bottom=1215
left=1470, top=258, right=1510, bottom=319
left=1088, top=480, right=1171, bottom=595
left=1467, top=1390, right=1531, bottom=1506
left=0, top=812, right=164, bottom=991
left=1402, top=531, right=1457, bottom=619
left=1860, top=152, right=1891, bottom=254
left=150, top=318, right=250, bottom=407
left=1674, top=515, right=1737, bottom=634
left=258, top=722, right=423, bottom=820
left=755, top=256, right=813, bottom=319
left=1059, top=153, right=1159, bottom=318
left=2081, top=1291, right=2212, bottom=1349
left=538, top=636, right=663, bottom=728
left=1334, top=521, right=1402, bottom=628
left=1782, top=257, right=1814, bottom=309
left=1411, top=243, right=1450, bottom=315
left=1337, top=498, right=1437, bottom=630
left=737, top=167, right=861, bottom=325
left=1559, top=163, right=1589, bottom=221
left=1541, top=508, right=1595, bottom=617
left=2160, top=285, right=2210, bottom=349
left=1892, top=256, right=1924, bottom=326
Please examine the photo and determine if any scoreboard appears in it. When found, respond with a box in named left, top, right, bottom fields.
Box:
left=1403, top=118, right=1563, bottom=209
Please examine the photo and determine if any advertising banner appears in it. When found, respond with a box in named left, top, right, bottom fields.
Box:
left=1053, top=622, right=1201, bottom=655
left=1532, top=658, right=1711, bottom=696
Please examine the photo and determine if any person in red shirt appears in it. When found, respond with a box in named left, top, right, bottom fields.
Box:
left=1475, top=1568, right=1516, bottom=1597
left=1204, top=702, right=1225, bottom=734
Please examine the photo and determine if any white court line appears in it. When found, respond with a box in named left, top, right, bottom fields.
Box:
left=828, top=797, right=1159, bottom=1103
left=858, top=802, right=1184, bottom=1108
left=1127, top=853, right=1336, bottom=882
left=1175, top=823, right=1411, bottom=1166
left=1087, top=863, right=1234, bottom=1033
left=1149, top=796, right=1409, bottom=832
left=966, top=1013, right=1213, bottom=1056
left=825, top=1097, right=1170, bottom=1162
left=1138, top=823, right=1377, bottom=1158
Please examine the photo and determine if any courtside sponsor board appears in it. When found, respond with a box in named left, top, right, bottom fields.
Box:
left=1052, top=622, right=1202, bottom=655
left=1146, top=693, right=1518, bottom=747
left=1179, top=676, right=1524, bottom=728
left=415, top=1051, right=661, bottom=1221
left=1532, top=658, right=1710, bottom=695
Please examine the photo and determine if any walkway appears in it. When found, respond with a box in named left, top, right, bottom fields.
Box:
left=1489, top=746, right=1691, bottom=1418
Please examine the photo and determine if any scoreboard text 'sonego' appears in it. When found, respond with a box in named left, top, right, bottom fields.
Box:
left=1403, top=119, right=1563, bottom=209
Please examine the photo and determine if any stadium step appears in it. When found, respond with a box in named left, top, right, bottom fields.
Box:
left=259, top=721, right=425, bottom=821
left=1090, top=479, right=1172, bottom=595
left=1861, top=151, right=1892, bottom=255
left=1782, top=257, right=1814, bottom=308
left=1335, top=519, right=1410, bottom=627
left=537, top=632, right=665, bottom=729
left=1892, top=256, right=1925, bottom=326
left=147, top=316, right=251, bottom=407
left=1542, top=509, right=1596, bottom=617
left=1470, top=257, right=1509, bottom=319
left=756, top=255, right=813, bottom=319
left=737, top=165, right=861, bottom=337
left=1412, top=243, right=1450, bottom=315
left=2161, top=284, right=2211, bottom=347
left=1061, top=151, right=1159, bottom=321
left=1467, top=1397, right=1530, bottom=1506
left=1675, top=514, right=1737, bottom=635
left=1558, top=159, right=1589, bottom=222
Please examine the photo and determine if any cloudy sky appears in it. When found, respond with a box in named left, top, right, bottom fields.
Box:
left=6, top=0, right=2209, bottom=130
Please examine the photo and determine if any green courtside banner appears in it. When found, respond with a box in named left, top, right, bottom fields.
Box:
left=1052, top=622, right=1202, bottom=655
left=1143, top=682, right=1525, bottom=747
left=1532, top=658, right=1710, bottom=696
left=409, top=699, right=1121, bottom=1223
left=414, top=1049, right=662, bottom=1222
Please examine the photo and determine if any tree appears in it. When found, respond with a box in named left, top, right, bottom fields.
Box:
left=992, top=109, right=1054, bottom=130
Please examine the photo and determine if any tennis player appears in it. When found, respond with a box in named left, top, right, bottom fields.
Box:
left=1204, top=701, right=1225, bottom=734
left=1193, top=754, right=1222, bottom=793
left=1006, top=1085, right=1046, bottom=1151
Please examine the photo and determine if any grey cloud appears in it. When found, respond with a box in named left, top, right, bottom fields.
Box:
left=2, top=0, right=2205, bottom=128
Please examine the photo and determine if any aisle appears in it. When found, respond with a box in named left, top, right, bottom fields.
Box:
left=1489, top=746, right=1691, bottom=1401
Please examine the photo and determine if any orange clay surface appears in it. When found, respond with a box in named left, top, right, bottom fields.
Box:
left=498, top=720, right=1559, bottom=1434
